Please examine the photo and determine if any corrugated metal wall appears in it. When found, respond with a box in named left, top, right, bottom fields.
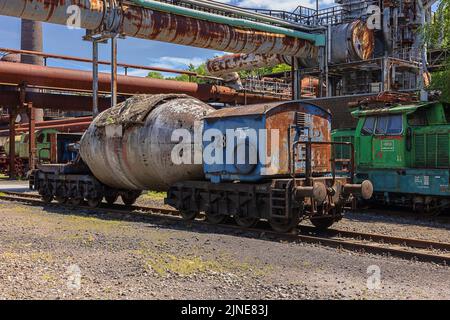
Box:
left=300, top=94, right=377, bottom=129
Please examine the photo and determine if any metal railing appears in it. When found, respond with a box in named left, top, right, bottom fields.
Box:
left=241, top=79, right=292, bottom=98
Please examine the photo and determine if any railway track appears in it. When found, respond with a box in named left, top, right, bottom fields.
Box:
left=1, top=191, right=450, bottom=265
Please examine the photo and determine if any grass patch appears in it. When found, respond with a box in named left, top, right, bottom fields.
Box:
left=144, top=191, right=166, bottom=201
left=135, top=247, right=272, bottom=278
left=0, top=250, right=54, bottom=264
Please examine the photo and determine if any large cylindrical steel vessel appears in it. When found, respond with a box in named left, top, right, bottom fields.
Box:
left=331, top=20, right=374, bottom=63
left=80, top=94, right=215, bottom=191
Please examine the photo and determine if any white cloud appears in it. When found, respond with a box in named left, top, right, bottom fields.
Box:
left=147, top=56, right=206, bottom=70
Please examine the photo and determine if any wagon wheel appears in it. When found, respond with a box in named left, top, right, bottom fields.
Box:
left=310, top=207, right=337, bottom=230
left=206, top=212, right=228, bottom=225
left=68, top=198, right=84, bottom=207
left=121, top=192, right=140, bottom=206
left=180, top=210, right=198, bottom=221
left=269, top=211, right=299, bottom=233
left=234, top=216, right=259, bottom=228
left=87, top=197, right=102, bottom=208
left=41, top=194, right=53, bottom=204
left=54, top=196, right=67, bottom=204
left=105, top=194, right=119, bottom=205
left=310, top=216, right=335, bottom=230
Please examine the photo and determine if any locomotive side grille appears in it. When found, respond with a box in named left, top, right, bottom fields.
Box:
left=414, top=133, right=449, bottom=168
left=436, top=134, right=449, bottom=167
left=426, top=134, right=437, bottom=167
left=414, top=133, right=426, bottom=167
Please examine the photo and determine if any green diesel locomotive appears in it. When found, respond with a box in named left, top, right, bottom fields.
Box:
left=332, top=100, right=450, bottom=212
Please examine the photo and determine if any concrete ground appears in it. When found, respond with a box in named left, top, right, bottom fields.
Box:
left=0, top=179, right=449, bottom=300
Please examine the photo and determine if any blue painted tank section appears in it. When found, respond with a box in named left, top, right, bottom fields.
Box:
left=203, top=115, right=265, bottom=183
left=202, top=101, right=331, bottom=183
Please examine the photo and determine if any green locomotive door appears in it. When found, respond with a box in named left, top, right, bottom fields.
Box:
left=359, top=116, right=376, bottom=166
left=372, top=115, right=404, bottom=168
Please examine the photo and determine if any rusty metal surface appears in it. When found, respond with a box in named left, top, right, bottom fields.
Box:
left=0, top=0, right=105, bottom=30
left=122, top=4, right=317, bottom=57
left=0, top=0, right=317, bottom=58
left=80, top=95, right=215, bottom=191
left=349, top=91, right=419, bottom=108
left=0, top=61, right=285, bottom=104
left=21, top=19, right=43, bottom=65
left=205, top=100, right=331, bottom=119
left=206, top=53, right=316, bottom=77
left=0, top=122, right=91, bottom=135
left=265, top=111, right=331, bottom=176
left=0, top=90, right=117, bottom=113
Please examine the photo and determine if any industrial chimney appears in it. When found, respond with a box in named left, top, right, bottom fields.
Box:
left=20, top=19, right=44, bottom=122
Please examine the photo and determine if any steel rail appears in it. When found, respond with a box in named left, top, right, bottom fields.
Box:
left=1, top=191, right=449, bottom=265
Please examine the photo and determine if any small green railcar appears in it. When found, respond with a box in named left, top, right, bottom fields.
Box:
left=332, top=101, right=450, bottom=212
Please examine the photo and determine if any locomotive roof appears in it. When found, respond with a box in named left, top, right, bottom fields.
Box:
left=351, top=102, right=440, bottom=117
left=204, top=101, right=331, bottom=120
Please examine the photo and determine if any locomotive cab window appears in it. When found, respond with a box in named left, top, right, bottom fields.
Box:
left=375, top=115, right=403, bottom=135
left=385, top=115, right=403, bottom=135
left=361, top=116, right=376, bottom=135
left=374, top=116, right=388, bottom=135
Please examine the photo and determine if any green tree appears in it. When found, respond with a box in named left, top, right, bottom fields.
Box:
left=167, top=63, right=208, bottom=84
left=425, top=0, right=450, bottom=49
left=425, top=0, right=450, bottom=102
left=147, top=71, right=164, bottom=79
left=238, top=64, right=291, bottom=79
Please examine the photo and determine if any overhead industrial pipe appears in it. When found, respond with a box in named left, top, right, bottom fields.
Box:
left=130, top=0, right=324, bottom=45
left=0, top=122, right=91, bottom=135
left=0, top=0, right=321, bottom=57
left=0, top=62, right=285, bottom=104
left=0, top=90, right=119, bottom=113
left=14, top=116, right=93, bottom=129
left=206, top=21, right=375, bottom=77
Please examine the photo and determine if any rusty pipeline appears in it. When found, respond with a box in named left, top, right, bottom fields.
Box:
left=0, top=122, right=91, bottom=135
left=0, top=90, right=118, bottom=112
left=207, top=53, right=314, bottom=77
left=0, top=62, right=285, bottom=104
left=206, top=20, right=374, bottom=77
left=0, top=0, right=320, bottom=57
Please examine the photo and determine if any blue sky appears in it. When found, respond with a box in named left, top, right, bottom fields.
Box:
left=4, top=0, right=428, bottom=77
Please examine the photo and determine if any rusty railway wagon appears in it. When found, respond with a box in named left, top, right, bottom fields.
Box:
left=31, top=94, right=372, bottom=232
